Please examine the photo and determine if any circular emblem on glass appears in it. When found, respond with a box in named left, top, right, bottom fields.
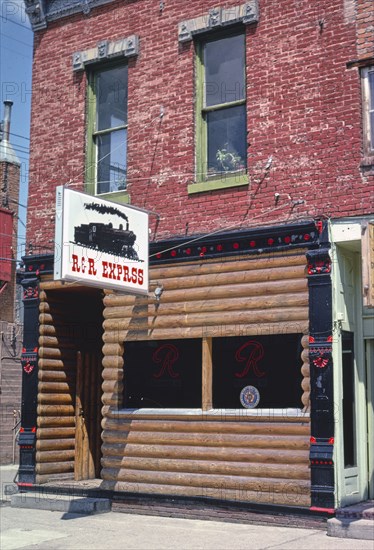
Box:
left=240, top=385, right=260, bottom=409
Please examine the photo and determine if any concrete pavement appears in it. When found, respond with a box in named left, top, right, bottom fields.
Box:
left=2, top=504, right=374, bottom=550
left=1, top=465, right=373, bottom=550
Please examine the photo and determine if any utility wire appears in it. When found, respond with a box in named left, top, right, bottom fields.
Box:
left=149, top=202, right=302, bottom=258
left=0, top=32, right=33, bottom=48
left=9, top=199, right=27, bottom=209
left=1, top=45, right=32, bottom=58
left=0, top=15, right=32, bottom=32
left=9, top=132, right=30, bottom=142
left=63, top=114, right=162, bottom=189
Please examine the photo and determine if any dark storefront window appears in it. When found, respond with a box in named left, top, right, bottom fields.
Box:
left=212, top=334, right=303, bottom=409
left=342, top=331, right=357, bottom=468
left=123, top=339, right=202, bottom=408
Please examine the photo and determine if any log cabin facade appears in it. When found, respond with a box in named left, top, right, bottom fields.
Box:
left=19, top=0, right=374, bottom=513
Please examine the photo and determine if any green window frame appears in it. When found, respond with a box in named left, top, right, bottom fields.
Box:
left=190, top=31, right=248, bottom=194
left=86, top=63, right=130, bottom=204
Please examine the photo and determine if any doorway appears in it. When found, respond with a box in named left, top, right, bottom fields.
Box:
left=333, top=246, right=369, bottom=507
left=37, top=286, right=104, bottom=483
left=70, top=289, right=104, bottom=480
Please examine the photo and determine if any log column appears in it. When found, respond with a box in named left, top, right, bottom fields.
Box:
left=301, top=334, right=310, bottom=412
left=36, top=288, right=76, bottom=483
left=202, top=337, right=212, bottom=411
left=101, top=338, right=124, bottom=480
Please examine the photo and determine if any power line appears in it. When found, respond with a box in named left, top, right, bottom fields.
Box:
left=0, top=32, right=33, bottom=48
left=12, top=146, right=30, bottom=154
left=63, top=114, right=162, bottom=189
left=9, top=132, right=30, bottom=142
left=0, top=141, right=29, bottom=151
left=1, top=45, right=32, bottom=58
left=9, top=199, right=27, bottom=208
left=0, top=15, right=32, bottom=32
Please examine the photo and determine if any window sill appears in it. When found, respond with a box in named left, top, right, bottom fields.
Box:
left=188, top=174, right=248, bottom=194
left=360, top=156, right=374, bottom=168
left=96, top=191, right=130, bottom=204
left=114, top=408, right=309, bottom=419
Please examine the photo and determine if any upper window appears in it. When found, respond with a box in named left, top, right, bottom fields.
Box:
left=362, top=66, right=374, bottom=158
left=194, top=32, right=247, bottom=190
left=87, top=65, right=128, bottom=197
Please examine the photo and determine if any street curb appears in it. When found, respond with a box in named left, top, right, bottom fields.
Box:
left=11, top=492, right=111, bottom=515
left=327, top=518, right=374, bottom=540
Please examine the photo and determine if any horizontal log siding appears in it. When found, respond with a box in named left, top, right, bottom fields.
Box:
left=36, top=288, right=76, bottom=483
left=100, top=412, right=311, bottom=506
left=101, top=252, right=311, bottom=506
left=103, top=252, right=308, bottom=341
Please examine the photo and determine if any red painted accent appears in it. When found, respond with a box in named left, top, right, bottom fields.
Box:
left=216, top=244, right=223, bottom=252
left=328, top=437, right=334, bottom=444
left=156, top=253, right=162, bottom=259
left=234, top=340, right=265, bottom=378
left=310, top=507, right=335, bottom=514
left=267, top=238, right=274, bottom=245
left=327, top=335, right=333, bottom=342
left=284, top=236, right=291, bottom=244
left=17, top=483, right=34, bottom=487
left=233, top=242, right=239, bottom=249
left=314, top=357, right=329, bottom=368
left=310, top=436, right=317, bottom=443
left=309, top=336, right=315, bottom=343
left=22, top=347, right=26, bottom=353
left=152, top=343, right=180, bottom=379
left=304, top=233, right=311, bottom=241
left=20, top=427, right=24, bottom=433
left=32, top=427, right=36, bottom=433
left=185, top=248, right=191, bottom=255
left=170, top=250, right=177, bottom=257
left=249, top=240, right=256, bottom=247
left=33, top=347, right=38, bottom=353
left=316, top=220, right=323, bottom=234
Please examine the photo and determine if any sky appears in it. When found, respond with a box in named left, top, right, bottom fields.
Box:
left=0, top=0, right=33, bottom=259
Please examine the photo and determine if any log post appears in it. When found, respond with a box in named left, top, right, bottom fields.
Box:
left=301, top=334, right=310, bottom=412
left=202, top=337, right=212, bottom=411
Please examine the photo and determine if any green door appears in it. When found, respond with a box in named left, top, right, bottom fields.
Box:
left=333, top=246, right=369, bottom=507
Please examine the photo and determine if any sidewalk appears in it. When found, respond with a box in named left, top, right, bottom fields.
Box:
left=1, top=465, right=373, bottom=550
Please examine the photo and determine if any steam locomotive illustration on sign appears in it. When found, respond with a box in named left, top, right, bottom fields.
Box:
left=73, top=202, right=142, bottom=261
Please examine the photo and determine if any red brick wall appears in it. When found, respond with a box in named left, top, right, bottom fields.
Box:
left=357, top=0, right=374, bottom=59
left=0, top=162, right=20, bottom=323
left=0, top=321, right=22, bottom=464
left=26, top=0, right=374, bottom=247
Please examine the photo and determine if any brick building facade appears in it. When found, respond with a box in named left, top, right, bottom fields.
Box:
left=26, top=1, right=372, bottom=245
left=19, top=0, right=373, bottom=512
left=0, top=101, right=22, bottom=463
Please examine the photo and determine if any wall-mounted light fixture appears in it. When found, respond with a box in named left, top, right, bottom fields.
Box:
left=154, top=284, right=164, bottom=301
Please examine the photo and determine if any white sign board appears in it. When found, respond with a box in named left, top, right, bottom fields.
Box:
left=54, top=186, right=149, bottom=294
